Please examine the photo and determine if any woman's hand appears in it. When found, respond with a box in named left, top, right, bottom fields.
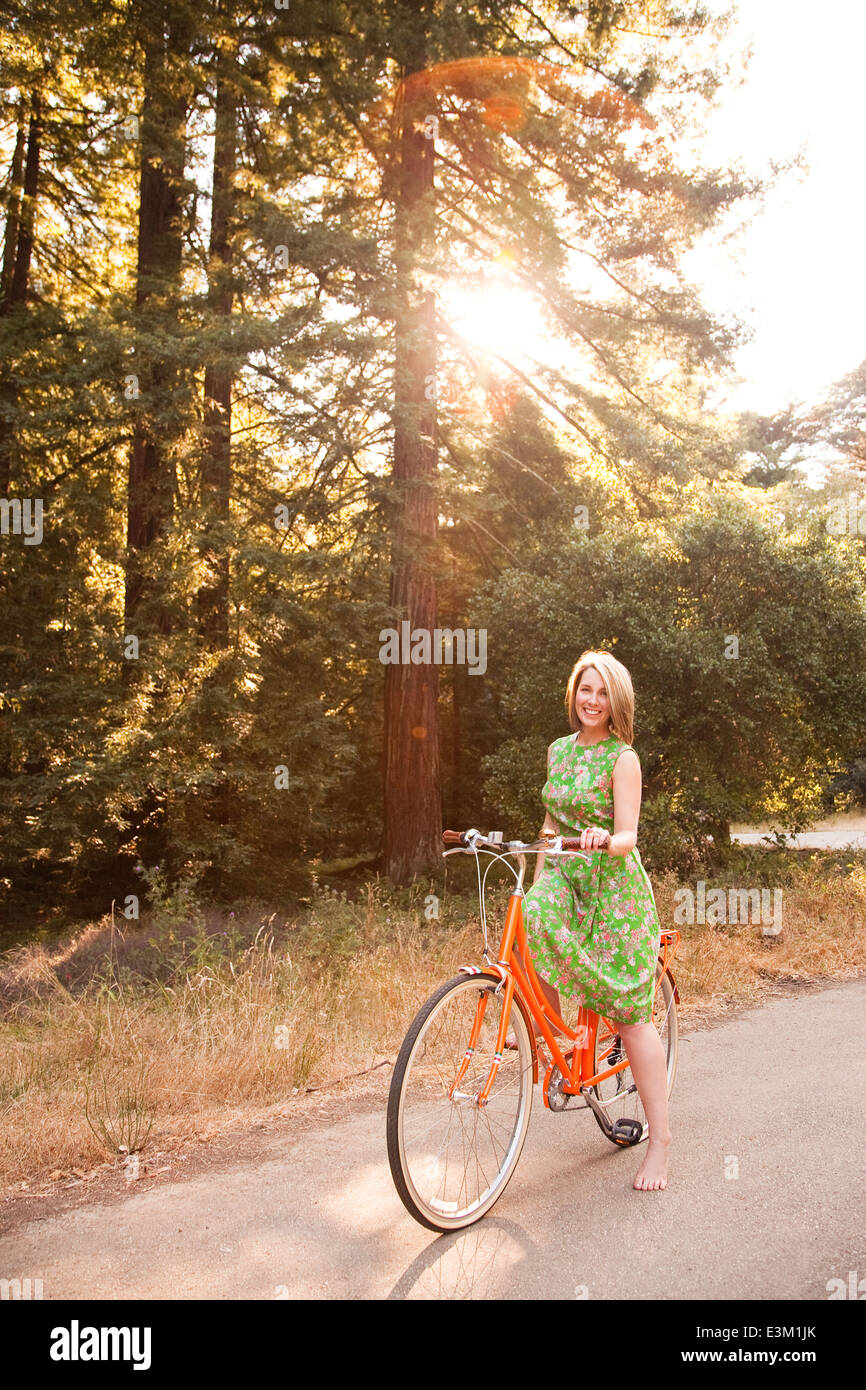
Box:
left=580, top=826, right=611, bottom=852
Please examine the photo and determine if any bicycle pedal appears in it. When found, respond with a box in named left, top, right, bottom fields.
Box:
left=610, top=1117, right=644, bottom=1146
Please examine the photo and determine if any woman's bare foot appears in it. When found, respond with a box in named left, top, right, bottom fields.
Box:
left=633, top=1132, right=671, bottom=1190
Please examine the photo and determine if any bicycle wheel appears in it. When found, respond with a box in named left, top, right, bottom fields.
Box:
left=387, top=974, right=534, bottom=1232
left=589, top=962, right=678, bottom=1143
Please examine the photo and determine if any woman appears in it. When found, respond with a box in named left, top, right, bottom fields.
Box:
left=522, top=650, right=671, bottom=1191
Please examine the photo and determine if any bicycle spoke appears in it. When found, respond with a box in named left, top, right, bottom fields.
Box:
left=389, top=977, right=534, bottom=1228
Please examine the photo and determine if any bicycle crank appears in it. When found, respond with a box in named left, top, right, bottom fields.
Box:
left=578, top=1083, right=647, bottom=1145
left=543, top=1057, right=586, bottom=1112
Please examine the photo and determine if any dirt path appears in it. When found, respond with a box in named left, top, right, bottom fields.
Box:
left=1, top=979, right=864, bottom=1300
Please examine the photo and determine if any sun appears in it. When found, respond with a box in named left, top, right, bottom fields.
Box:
left=439, top=278, right=552, bottom=368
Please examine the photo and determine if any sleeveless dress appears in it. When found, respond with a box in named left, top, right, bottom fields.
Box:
left=523, top=732, right=660, bottom=1025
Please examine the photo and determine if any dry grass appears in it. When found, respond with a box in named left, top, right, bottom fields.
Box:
left=652, top=861, right=866, bottom=1021
left=1, top=856, right=864, bottom=1193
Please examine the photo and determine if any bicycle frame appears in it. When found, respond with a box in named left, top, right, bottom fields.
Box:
left=449, top=848, right=680, bottom=1115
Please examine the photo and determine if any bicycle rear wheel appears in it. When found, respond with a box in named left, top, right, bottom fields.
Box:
left=589, top=962, right=678, bottom=1143
left=387, top=974, right=534, bottom=1232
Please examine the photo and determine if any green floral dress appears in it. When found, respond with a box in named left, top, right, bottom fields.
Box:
left=523, top=732, right=660, bottom=1025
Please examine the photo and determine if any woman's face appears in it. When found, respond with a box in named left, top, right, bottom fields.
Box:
left=575, top=667, right=610, bottom=732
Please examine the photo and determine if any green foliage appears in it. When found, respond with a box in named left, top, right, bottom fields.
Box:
left=823, top=757, right=866, bottom=811
left=1, top=0, right=863, bottom=913
left=136, top=862, right=205, bottom=933
left=472, top=493, right=866, bottom=872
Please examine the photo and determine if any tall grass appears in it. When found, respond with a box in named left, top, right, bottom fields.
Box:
left=1, top=853, right=864, bottom=1192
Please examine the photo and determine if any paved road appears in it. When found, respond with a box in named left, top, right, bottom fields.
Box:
left=732, top=830, right=866, bottom=849
left=2, top=980, right=864, bottom=1300
left=731, top=814, right=866, bottom=850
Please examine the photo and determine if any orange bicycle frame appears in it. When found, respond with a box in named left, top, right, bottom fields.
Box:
left=458, top=880, right=680, bottom=1107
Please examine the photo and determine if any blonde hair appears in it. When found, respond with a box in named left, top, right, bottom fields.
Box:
left=565, top=650, right=634, bottom=746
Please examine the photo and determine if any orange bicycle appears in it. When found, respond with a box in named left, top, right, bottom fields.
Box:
left=387, top=827, right=680, bottom=1231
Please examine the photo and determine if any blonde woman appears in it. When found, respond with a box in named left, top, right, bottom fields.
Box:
left=521, top=650, right=670, bottom=1191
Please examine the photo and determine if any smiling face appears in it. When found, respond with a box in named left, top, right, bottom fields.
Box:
left=575, top=666, right=611, bottom=735
left=565, top=649, right=635, bottom=745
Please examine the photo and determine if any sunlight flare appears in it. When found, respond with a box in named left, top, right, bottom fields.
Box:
left=440, top=278, right=551, bottom=367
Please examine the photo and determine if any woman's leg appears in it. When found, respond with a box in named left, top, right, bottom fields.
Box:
left=533, top=967, right=562, bottom=1020
left=510, top=946, right=563, bottom=1041
left=616, top=1019, right=671, bottom=1190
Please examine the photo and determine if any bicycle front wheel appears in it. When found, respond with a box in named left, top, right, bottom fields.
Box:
left=387, top=974, right=534, bottom=1232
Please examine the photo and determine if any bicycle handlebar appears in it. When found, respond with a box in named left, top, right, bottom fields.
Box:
left=443, top=828, right=597, bottom=854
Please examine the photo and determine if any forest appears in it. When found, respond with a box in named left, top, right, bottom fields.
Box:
left=2, top=0, right=866, bottom=935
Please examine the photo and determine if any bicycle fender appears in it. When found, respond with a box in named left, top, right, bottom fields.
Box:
left=657, top=959, right=680, bottom=1004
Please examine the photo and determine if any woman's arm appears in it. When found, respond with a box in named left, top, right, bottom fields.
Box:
left=607, top=748, right=641, bottom=857
left=532, top=743, right=558, bottom=884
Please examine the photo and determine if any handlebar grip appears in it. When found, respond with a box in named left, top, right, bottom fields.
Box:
left=442, top=829, right=467, bottom=846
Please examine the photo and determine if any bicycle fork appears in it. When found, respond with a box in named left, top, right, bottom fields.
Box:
left=450, top=880, right=527, bottom=1108
left=448, top=971, right=516, bottom=1108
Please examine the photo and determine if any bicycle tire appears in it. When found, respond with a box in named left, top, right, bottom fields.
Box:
left=589, top=962, right=678, bottom=1143
left=387, top=974, right=534, bottom=1232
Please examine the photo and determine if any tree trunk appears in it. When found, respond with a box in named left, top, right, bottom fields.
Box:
left=8, top=93, right=40, bottom=307
left=124, top=6, right=188, bottom=661
left=0, top=100, right=27, bottom=308
left=122, top=4, right=190, bottom=875
left=451, top=652, right=468, bottom=824
left=0, top=93, right=39, bottom=496
left=196, top=42, right=236, bottom=649
left=383, top=58, right=442, bottom=883
left=195, top=30, right=238, bottom=879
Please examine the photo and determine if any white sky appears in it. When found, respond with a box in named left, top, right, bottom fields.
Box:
left=683, top=0, right=866, bottom=417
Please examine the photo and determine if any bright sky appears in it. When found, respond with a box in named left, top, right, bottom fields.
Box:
left=683, top=0, right=866, bottom=417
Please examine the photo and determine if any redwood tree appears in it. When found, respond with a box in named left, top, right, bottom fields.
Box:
left=196, top=19, right=237, bottom=649
left=383, top=13, right=442, bottom=883
left=124, top=0, right=193, bottom=655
